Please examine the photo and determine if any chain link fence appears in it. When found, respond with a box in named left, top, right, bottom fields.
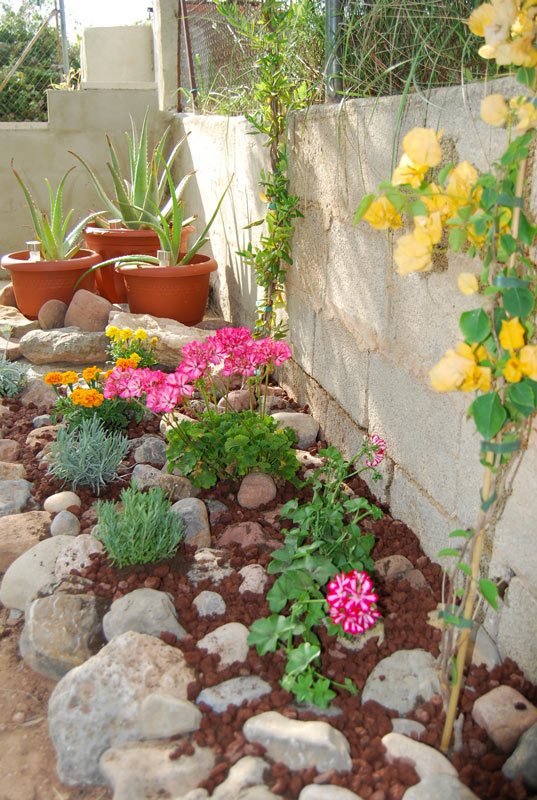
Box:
left=0, top=1, right=74, bottom=122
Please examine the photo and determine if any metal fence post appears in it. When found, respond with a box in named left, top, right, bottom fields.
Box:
left=325, top=0, right=343, bottom=101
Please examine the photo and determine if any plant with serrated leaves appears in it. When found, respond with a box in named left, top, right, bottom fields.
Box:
left=47, top=416, right=129, bottom=495
left=94, top=483, right=184, bottom=567
left=355, top=4, right=537, bottom=750
left=11, top=162, right=100, bottom=260
left=0, top=354, right=28, bottom=397
left=248, top=441, right=384, bottom=707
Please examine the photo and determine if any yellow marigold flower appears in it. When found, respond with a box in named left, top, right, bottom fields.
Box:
left=467, top=3, right=495, bottom=36
left=363, top=196, right=403, bottom=230
left=119, top=328, right=133, bottom=341
left=82, top=366, right=99, bottom=382
left=44, top=371, right=63, bottom=386
left=134, top=328, right=148, bottom=341
left=413, top=213, right=442, bottom=247
left=61, top=371, right=79, bottom=386
left=130, top=353, right=141, bottom=366
left=151, top=337, right=158, bottom=346
left=503, top=356, right=523, bottom=382
left=480, top=94, right=509, bottom=126
left=105, top=325, right=120, bottom=340
left=519, top=344, right=537, bottom=379
left=394, top=233, right=433, bottom=276
left=445, top=161, right=479, bottom=207
left=429, top=349, right=474, bottom=391
left=499, top=317, right=526, bottom=351
left=402, top=128, right=443, bottom=168
left=392, top=154, right=429, bottom=189
left=458, top=273, right=479, bottom=295
left=514, top=100, right=537, bottom=131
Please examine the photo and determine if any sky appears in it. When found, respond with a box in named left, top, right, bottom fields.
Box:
left=63, top=0, right=154, bottom=40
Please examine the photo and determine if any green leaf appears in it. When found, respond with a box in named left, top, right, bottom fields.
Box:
left=469, top=393, right=507, bottom=439
left=437, top=163, right=455, bottom=185
left=437, top=548, right=461, bottom=557
left=353, top=194, right=375, bottom=224
left=503, top=287, right=534, bottom=320
left=449, top=228, right=467, bottom=252
left=517, top=211, right=536, bottom=247
left=409, top=200, right=428, bottom=217
left=286, top=642, right=320, bottom=675
left=449, top=529, right=475, bottom=539
left=480, top=187, right=498, bottom=210
left=459, top=308, right=492, bottom=343
left=500, top=233, right=517, bottom=255
left=456, top=563, right=473, bottom=577
left=506, top=381, right=537, bottom=417
left=248, top=615, right=298, bottom=655
left=479, top=578, right=499, bottom=611
left=517, top=66, right=536, bottom=89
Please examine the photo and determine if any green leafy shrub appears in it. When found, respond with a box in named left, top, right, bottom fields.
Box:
left=0, top=355, right=28, bottom=397
left=94, top=483, right=184, bottom=567
left=47, top=417, right=129, bottom=495
left=166, top=410, right=300, bottom=488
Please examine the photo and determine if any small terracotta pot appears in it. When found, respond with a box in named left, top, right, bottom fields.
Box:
left=116, top=253, right=217, bottom=326
left=84, top=225, right=195, bottom=304
left=0, top=249, right=100, bottom=320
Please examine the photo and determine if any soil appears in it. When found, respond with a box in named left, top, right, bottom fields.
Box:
left=0, top=397, right=535, bottom=800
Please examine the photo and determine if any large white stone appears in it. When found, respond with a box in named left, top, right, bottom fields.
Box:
left=362, top=649, right=441, bottom=715
left=48, top=630, right=195, bottom=785
left=299, top=787, right=363, bottom=800
left=197, top=622, right=250, bottom=667
left=0, top=535, right=75, bottom=611
left=402, top=775, right=480, bottom=800
left=54, top=533, right=103, bottom=579
left=139, top=693, right=202, bottom=738
left=382, top=732, right=457, bottom=779
left=102, top=588, right=187, bottom=641
left=243, top=711, right=352, bottom=772
left=212, top=756, right=270, bottom=800
left=19, top=327, right=108, bottom=364
left=0, top=510, right=51, bottom=572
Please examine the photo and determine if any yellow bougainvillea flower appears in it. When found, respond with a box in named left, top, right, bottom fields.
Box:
left=445, top=161, right=479, bottom=206
left=519, top=344, right=537, bottom=379
left=392, top=154, right=429, bottom=188
left=491, top=0, right=518, bottom=27
left=394, top=233, right=433, bottom=275
left=134, top=328, right=148, bottom=341
left=44, top=371, right=63, bottom=385
left=458, top=273, right=479, bottom=295
left=480, top=93, right=510, bottom=126
left=429, top=349, right=475, bottom=391
left=461, top=363, right=492, bottom=392
left=502, top=34, right=537, bottom=66
left=503, top=356, right=523, bottom=382
left=499, top=316, right=526, bottom=351
left=402, top=128, right=443, bottom=168
left=61, top=371, right=79, bottom=386
left=363, top=196, right=403, bottom=230
left=467, top=3, right=496, bottom=36
left=421, top=183, right=457, bottom=224
left=514, top=100, right=537, bottom=131
left=413, top=212, right=442, bottom=247
left=105, top=325, right=120, bottom=340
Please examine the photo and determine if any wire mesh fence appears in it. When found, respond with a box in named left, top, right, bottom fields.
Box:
left=0, top=1, right=72, bottom=122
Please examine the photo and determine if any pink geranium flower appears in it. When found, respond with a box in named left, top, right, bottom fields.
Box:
left=365, top=434, right=386, bottom=467
left=326, top=570, right=381, bottom=635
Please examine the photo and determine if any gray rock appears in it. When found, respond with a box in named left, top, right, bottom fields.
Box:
left=0, top=438, right=20, bottom=461
left=295, top=701, right=343, bottom=718
left=197, top=622, right=250, bottom=667
left=32, top=414, right=53, bottom=427
left=0, top=461, right=26, bottom=480
left=374, top=554, right=415, bottom=580
left=133, top=436, right=167, bottom=468
left=243, top=711, right=352, bottom=772
left=139, top=692, right=202, bottom=738
left=392, top=718, right=426, bottom=738
left=50, top=509, right=80, bottom=537
left=102, top=588, right=187, bottom=642
left=19, top=326, right=108, bottom=364
left=48, top=630, right=196, bottom=785
left=0, top=535, right=75, bottom=610
left=217, top=389, right=253, bottom=412
left=193, top=589, right=226, bottom=617
left=503, top=721, right=537, bottom=790
left=196, top=676, right=272, bottom=713
left=99, top=740, right=214, bottom=800
left=362, top=649, right=441, bottom=715
left=205, top=498, right=228, bottom=523
left=0, top=510, right=51, bottom=572
left=0, top=479, right=32, bottom=517
left=299, top=787, right=363, bottom=800
left=132, top=464, right=199, bottom=501
left=171, top=497, right=211, bottom=548
left=54, top=534, right=103, bottom=580
left=402, top=775, right=481, bottom=799
left=64, top=289, right=112, bottom=332
left=237, top=473, right=277, bottom=509
left=38, top=298, right=67, bottom=330
left=469, top=625, right=502, bottom=670
left=187, top=547, right=233, bottom=586
left=238, top=564, right=268, bottom=595
left=271, top=411, right=319, bottom=449
left=20, top=588, right=103, bottom=680
left=43, top=490, right=81, bottom=512
left=472, top=685, right=537, bottom=753
left=212, top=756, right=270, bottom=800
left=382, top=732, right=457, bottom=778
left=108, top=311, right=211, bottom=368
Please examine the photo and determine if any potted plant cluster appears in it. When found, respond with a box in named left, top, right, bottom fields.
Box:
left=70, top=110, right=195, bottom=304
left=0, top=163, right=101, bottom=319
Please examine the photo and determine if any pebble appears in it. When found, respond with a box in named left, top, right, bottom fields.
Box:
left=50, top=509, right=81, bottom=537
left=237, top=472, right=277, bottom=509
left=196, top=676, right=272, bottom=713
left=401, top=775, right=481, bottom=799
left=44, top=491, right=81, bottom=513
left=362, top=649, right=441, bottom=715
left=197, top=622, right=250, bottom=667
left=238, top=564, right=268, bottom=595
left=502, top=721, right=537, bottom=790
left=472, top=685, right=537, bottom=752
left=32, top=414, right=52, bottom=428
left=193, top=590, right=226, bottom=617
left=381, top=732, right=457, bottom=778
left=139, top=693, right=202, bottom=738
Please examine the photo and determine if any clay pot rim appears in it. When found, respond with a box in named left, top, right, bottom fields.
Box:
left=84, top=224, right=196, bottom=238
left=1, top=248, right=100, bottom=271
left=116, top=253, right=217, bottom=279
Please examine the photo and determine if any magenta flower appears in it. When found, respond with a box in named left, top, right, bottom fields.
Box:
left=365, top=434, right=386, bottom=467
left=326, top=570, right=381, bottom=635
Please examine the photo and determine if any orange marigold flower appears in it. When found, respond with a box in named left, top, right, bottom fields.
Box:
left=82, top=366, right=99, bottom=382
left=44, top=371, right=63, bottom=386
left=61, top=371, right=79, bottom=386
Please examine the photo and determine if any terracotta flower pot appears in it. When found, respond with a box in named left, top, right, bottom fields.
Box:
left=84, top=225, right=195, bottom=304
left=0, top=249, right=100, bottom=320
left=116, top=253, right=217, bottom=326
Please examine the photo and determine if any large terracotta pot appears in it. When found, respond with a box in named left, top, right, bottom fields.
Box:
left=0, top=249, right=100, bottom=320
left=116, top=253, right=217, bottom=326
left=84, top=225, right=195, bottom=304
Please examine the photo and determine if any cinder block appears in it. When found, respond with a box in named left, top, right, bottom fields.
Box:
left=497, top=578, right=537, bottom=683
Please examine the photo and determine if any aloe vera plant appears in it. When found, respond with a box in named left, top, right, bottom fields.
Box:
left=11, top=161, right=100, bottom=261
left=69, top=109, right=194, bottom=230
